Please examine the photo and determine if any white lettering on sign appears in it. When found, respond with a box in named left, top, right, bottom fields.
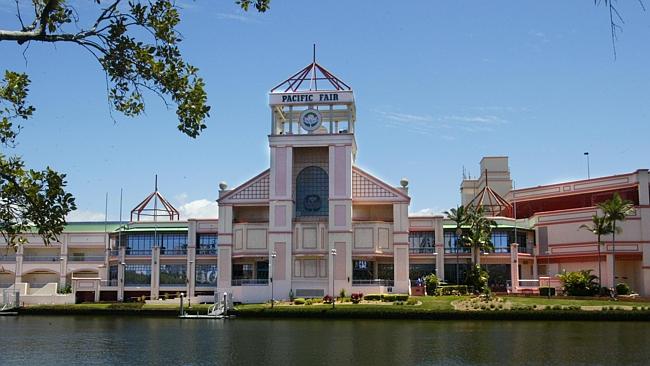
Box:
left=269, top=91, right=353, bottom=105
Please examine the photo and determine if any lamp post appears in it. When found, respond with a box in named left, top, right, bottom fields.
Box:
left=330, top=248, right=337, bottom=309
left=584, top=152, right=590, bottom=179
left=270, top=251, right=276, bottom=308
left=455, top=228, right=462, bottom=285
left=546, top=250, right=551, bottom=299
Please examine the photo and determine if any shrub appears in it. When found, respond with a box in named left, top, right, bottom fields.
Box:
left=395, top=294, right=410, bottom=301
left=393, top=301, right=405, bottom=305
left=557, top=269, right=599, bottom=296
left=423, top=273, right=439, bottom=295
left=465, top=264, right=489, bottom=294
left=294, top=298, right=305, bottom=305
left=435, top=285, right=469, bottom=296
left=539, top=287, right=555, bottom=297
left=364, top=294, right=382, bottom=301
left=339, top=288, right=347, bottom=299
left=616, top=283, right=631, bottom=295
left=382, top=294, right=397, bottom=302
left=57, top=284, right=72, bottom=294
left=406, top=298, right=417, bottom=306
left=305, top=299, right=313, bottom=305
left=351, top=293, right=363, bottom=304
left=322, top=295, right=333, bottom=304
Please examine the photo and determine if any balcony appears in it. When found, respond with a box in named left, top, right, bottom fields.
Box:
left=125, top=249, right=152, bottom=256
left=108, top=250, right=119, bottom=257
left=518, top=246, right=533, bottom=254
left=0, top=255, right=16, bottom=262
left=196, top=282, right=217, bottom=287
left=352, top=279, right=394, bottom=287
left=160, top=283, right=187, bottom=288
left=231, top=279, right=268, bottom=286
left=409, top=247, right=436, bottom=255
left=196, top=248, right=217, bottom=256
left=160, top=249, right=187, bottom=256
left=444, top=247, right=471, bottom=254
left=23, top=255, right=61, bottom=262
left=68, top=256, right=105, bottom=262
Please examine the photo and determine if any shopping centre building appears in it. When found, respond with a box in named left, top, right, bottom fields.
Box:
left=1, top=60, right=649, bottom=303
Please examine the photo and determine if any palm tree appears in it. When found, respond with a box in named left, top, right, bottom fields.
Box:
left=464, top=206, right=497, bottom=265
left=597, top=192, right=635, bottom=294
left=444, top=205, right=469, bottom=284
left=579, top=214, right=612, bottom=291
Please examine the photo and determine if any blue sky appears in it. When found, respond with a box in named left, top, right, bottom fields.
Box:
left=1, top=1, right=649, bottom=220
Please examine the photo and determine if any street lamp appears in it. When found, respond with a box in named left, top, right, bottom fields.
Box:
left=455, top=228, right=462, bottom=285
left=270, top=251, right=277, bottom=308
left=330, top=248, right=337, bottom=309
left=584, top=152, right=590, bottom=179
left=546, top=250, right=551, bottom=299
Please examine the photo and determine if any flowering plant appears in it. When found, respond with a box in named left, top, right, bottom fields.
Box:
left=323, top=295, right=333, bottom=304
left=351, top=293, right=363, bottom=304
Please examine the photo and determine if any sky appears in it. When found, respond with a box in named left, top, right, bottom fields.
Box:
left=1, top=1, right=650, bottom=221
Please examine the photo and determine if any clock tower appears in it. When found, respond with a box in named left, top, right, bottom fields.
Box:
left=267, top=55, right=357, bottom=298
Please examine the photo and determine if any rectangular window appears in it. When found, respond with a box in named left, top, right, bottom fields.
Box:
left=377, top=263, right=394, bottom=280
left=256, top=261, right=269, bottom=280
left=491, top=231, right=509, bottom=253
left=160, top=233, right=188, bottom=255
left=408, top=231, right=435, bottom=254
left=159, top=264, right=187, bottom=286
left=232, top=263, right=254, bottom=280
left=124, top=264, right=151, bottom=286
left=444, top=263, right=471, bottom=285
left=197, top=234, right=218, bottom=255
left=444, top=231, right=470, bottom=253
left=352, top=260, right=374, bottom=280
left=195, top=264, right=218, bottom=287
left=109, top=265, right=118, bottom=284
left=409, top=263, right=435, bottom=280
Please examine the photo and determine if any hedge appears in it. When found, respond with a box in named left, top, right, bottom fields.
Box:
left=435, top=285, right=469, bottom=296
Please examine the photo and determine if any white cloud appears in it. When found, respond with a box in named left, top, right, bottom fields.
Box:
left=215, top=12, right=261, bottom=23
left=410, top=207, right=444, bottom=216
left=67, top=210, right=105, bottom=222
left=178, top=199, right=219, bottom=219
left=374, top=109, right=509, bottom=137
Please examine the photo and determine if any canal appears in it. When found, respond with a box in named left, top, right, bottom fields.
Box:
left=1, top=316, right=648, bottom=365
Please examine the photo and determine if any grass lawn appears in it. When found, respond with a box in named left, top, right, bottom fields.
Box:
left=502, top=296, right=650, bottom=308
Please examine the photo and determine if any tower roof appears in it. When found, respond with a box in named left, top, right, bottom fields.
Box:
left=130, top=176, right=180, bottom=222
left=270, top=47, right=351, bottom=93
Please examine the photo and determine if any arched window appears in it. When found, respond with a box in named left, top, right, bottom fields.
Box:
left=295, top=166, right=329, bottom=218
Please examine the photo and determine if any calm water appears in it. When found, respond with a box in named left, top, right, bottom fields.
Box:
left=1, top=316, right=649, bottom=365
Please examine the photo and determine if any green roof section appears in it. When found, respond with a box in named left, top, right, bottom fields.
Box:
left=63, top=221, right=188, bottom=233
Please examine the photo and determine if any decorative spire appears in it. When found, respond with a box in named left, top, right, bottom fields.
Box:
left=270, top=46, right=352, bottom=93
left=130, top=176, right=180, bottom=221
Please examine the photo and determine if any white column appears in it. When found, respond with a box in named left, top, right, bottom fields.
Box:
left=510, top=243, right=519, bottom=293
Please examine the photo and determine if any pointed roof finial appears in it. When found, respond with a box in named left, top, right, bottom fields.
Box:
left=313, top=43, right=316, bottom=64
left=155, top=174, right=158, bottom=192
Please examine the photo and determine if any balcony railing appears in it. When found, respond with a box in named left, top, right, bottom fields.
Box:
left=196, top=248, right=217, bottom=255
left=124, top=282, right=151, bottom=287
left=160, top=249, right=187, bottom=256
left=231, top=279, right=268, bottom=286
left=68, top=256, right=105, bottom=262
left=196, top=282, right=217, bottom=287
left=444, top=247, right=471, bottom=254
left=159, top=282, right=187, bottom=287
left=409, top=247, right=436, bottom=255
left=352, top=279, right=395, bottom=287
left=0, top=282, right=14, bottom=288
left=125, top=249, right=152, bottom=256
left=108, top=250, right=120, bottom=257
left=23, top=255, right=61, bottom=262
left=518, top=246, right=533, bottom=254
left=0, top=255, right=16, bottom=262
left=28, top=282, right=55, bottom=288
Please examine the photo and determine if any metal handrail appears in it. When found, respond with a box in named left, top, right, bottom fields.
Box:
left=231, top=279, right=268, bottom=286
left=196, top=248, right=217, bottom=255
left=444, top=247, right=471, bottom=254
left=23, top=255, right=61, bottom=262
left=0, top=283, right=14, bottom=288
left=125, top=249, right=152, bottom=256
left=352, top=279, right=394, bottom=286
left=68, top=256, right=105, bottom=262
left=160, top=249, right=187, bottom=256
left=409, top=247, right=436, bottom=254
left=195, top=282, right=217, bottom=287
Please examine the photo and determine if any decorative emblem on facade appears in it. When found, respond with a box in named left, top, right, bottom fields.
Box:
left=303, top=194, right=322, bottom=211
left=299, top=109, right=322, bottom=131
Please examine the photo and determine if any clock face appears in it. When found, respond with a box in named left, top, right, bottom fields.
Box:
left=300, top=109, right=322, bottom=131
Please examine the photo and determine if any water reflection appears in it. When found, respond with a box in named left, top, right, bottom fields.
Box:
left=0, top=316, right=648, bottom=365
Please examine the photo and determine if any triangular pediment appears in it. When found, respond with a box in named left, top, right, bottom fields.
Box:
left=352, top=166, right=410, bottom=202
left=218, top=170, right=270, bottom=204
